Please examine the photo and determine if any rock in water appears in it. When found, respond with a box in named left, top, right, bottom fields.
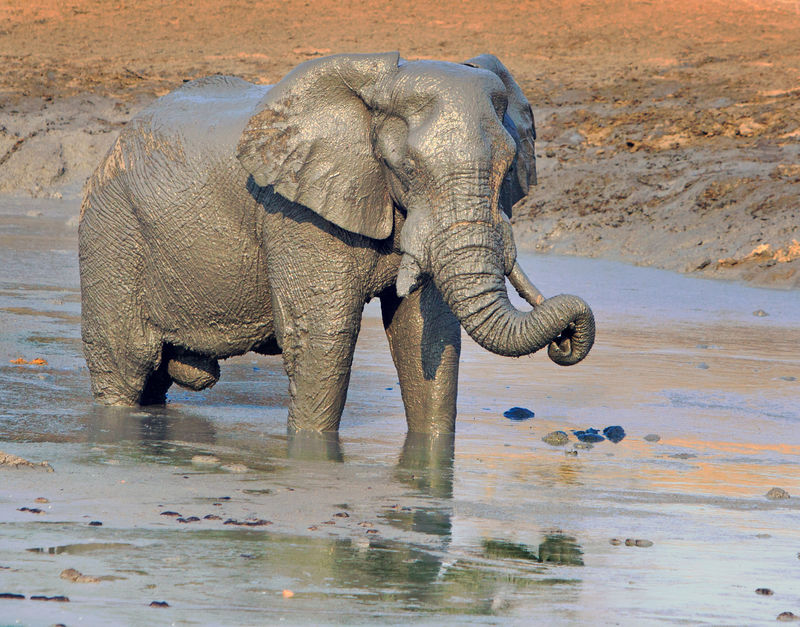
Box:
left=542, top=431, right=569, bottom=446
left=603, top=425, right=626, bottom=443
left=503, top=407, right=535, bottom=421
left=765, top=487, right=790, bottom=500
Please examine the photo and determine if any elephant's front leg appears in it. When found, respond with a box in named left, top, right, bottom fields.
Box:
left=276, top=298, right=363, bottom=432
left=381, top=280, right=461, bottom=434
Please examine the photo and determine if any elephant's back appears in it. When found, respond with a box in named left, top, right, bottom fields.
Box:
left=135, top=76, right=272, bottom=164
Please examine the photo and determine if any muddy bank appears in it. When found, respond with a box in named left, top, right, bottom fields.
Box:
left=1, top=0, right=799, bottom=287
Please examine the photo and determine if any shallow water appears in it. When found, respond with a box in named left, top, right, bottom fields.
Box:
left=1, top=196, right=799, bottom=625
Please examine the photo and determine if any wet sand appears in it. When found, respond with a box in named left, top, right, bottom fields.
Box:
left=1, top=196, right=798, bottom=624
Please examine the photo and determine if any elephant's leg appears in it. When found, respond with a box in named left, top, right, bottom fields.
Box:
left=274, top=294, right=364, bottom=432
left=80, top=207, right=168, bottom=405
left=380, top=280, right=461, bottom=434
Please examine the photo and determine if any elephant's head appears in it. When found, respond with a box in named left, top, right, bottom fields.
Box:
left=237, top=53, right=594, bottom=365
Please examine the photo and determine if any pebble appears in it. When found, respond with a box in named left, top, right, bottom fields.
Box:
left=574, top=431, right=605, bottom=443
left=149, top=601, right=170, bottom=608
left=766, top=487, right=790, bottom=500
left=221, top=464, right=249, bottom=473
left=624, top=538, right=653, bottom=547
left=88, top=520, right=103, bottom=526
left=17, top=507, right=44, bottom=515
left=603, top=425, right=626, bottom=443
left=542, top=431, right=569, bottom=446
left=753, top=309, right=769, bottom=317
left=333, top=512, right=350, bottom=518
left=564, top=449, right=578, bottom=456
left=34, top=497, right=49, bottom=504
left=780, top=376, right=797, bottom=382
left=503, top=406, right=535, bottom=421
left=203, top=514, right=221, bottom=521
left=777, top=612, right=799, bottom=622
left=644, top=434, right=661, bottom=442
left=574, top=442, right=594, bottom=450
left=191, top=455, right=220, bottom=466
left=30, top=595, right=69, bottom=602
left=60, top=568, right=100, bottom=584
left=160, top=511, right=181, bottom=517
left=177, top=516, right=200, bottom=523
left=609, top=538, right=622, bottom=545
left=0, top=593, right=25, bottom=600
left=696, top=362, right=709, bottom=370
left=755, top=588, right=774, bottom=596
left=282, top=589, right=294, bottom=598
left=223, top=518, right=271, bottom=527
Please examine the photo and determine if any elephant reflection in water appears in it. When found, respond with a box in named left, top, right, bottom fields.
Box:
left=283, top=431, right=585, bottom=613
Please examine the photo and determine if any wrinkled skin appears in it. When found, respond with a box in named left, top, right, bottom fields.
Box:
left=79, top=52, right=595, bottom=434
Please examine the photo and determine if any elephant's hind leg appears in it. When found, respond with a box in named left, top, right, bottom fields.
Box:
left=80, top=197, right=167, bottom=406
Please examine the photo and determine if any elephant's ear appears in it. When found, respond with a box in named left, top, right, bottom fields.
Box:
left=464, top=54, right=536, bottom=217
left=237, top=52, right=400, bottom=240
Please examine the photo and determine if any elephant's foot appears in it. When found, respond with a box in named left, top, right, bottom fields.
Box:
left=167, top=351, right=220, bottom=391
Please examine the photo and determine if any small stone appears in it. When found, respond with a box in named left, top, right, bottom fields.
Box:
left=777, top=612, right=799, bottom=622
left=574, top=431, right=605, bottom=443
left=322, top=520, right=336, bottom=525
left=644, top=434, right=661, bottom=442
left=503, top=407, right=535, bottom=421
left=30, top=595, right=69, bottom=602
left=282, top=589, right=294, bottom=598
left=753, top=309, right=769, bottom=317
left=634, top=539, right=653, bottom=547
left=696, top=362, right=709, bottom=370
left=333, top=512, right=350, bottom=518
left=191, top=455, right=220, bottom=466
left=176, top=516, right=200, bottom=523
left=624, top=539, right=635, bottom=546
left=574, top=442, right=594, bottom=450
left=756, top=588, right=774, bottom=596
left=88, top=520, right=103, bottom=526
left=221, top=464, right=249, bottom=473
left=307, top=525, right=318, bottom=531
left=203, top=514, right=221, bottom=521
left=565, top=449, right=578, bottom=456
left=17, top=507, right=44, bottom=515
left=603, top=425, right=626, bottom=443
left=609, top=538, right=622, bottom=545
left=366, top=529, right=379, bottom=534
left=149, top=600, right=170, bottom=608
left=542, top=431, right=569, bottom=446
left=780, top=376, right=797, bottom=382
left=160, top=511, right=181, bottom=517
left=34, top=497, right=49, bottom=504
left=0, top=593, right=25, bottom=600
left=60, top=568, right=100, bottom=583
left=766, top=487, right=790, bottom=500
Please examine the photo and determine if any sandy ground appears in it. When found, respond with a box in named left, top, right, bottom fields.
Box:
left=0, top=0, right=799, bottom=285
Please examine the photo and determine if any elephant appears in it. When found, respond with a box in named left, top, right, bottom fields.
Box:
left=78, top=52, right=595, bottom=434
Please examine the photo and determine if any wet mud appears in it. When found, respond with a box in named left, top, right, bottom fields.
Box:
left=1, top=196, right=799, bottom=624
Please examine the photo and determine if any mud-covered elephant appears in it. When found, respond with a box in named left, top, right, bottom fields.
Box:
left=78, top=52, right=595, bottom=433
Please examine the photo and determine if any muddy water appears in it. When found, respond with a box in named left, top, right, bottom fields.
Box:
left=1, top=196, right=799, bottom=625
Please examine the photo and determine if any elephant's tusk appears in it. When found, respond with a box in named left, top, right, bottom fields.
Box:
left=508, top=261, right=545, bottom=307
left=396, top=253, right=424, bottom=298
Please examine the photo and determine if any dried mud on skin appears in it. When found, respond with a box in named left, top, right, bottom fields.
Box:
left=0, top=0, right=798, bottom=286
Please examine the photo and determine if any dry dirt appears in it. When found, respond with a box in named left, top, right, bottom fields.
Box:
left=1, top=0, right=798, bottom=286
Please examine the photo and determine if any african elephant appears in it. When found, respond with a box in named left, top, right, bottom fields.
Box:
left=78, top=52, right=595, bottom=433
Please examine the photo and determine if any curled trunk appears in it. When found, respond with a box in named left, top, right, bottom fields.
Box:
left=430, top=220, right=595, bottom=365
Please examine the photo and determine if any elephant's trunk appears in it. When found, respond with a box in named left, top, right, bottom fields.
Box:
left=430, top=219, right=595, bottom=365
